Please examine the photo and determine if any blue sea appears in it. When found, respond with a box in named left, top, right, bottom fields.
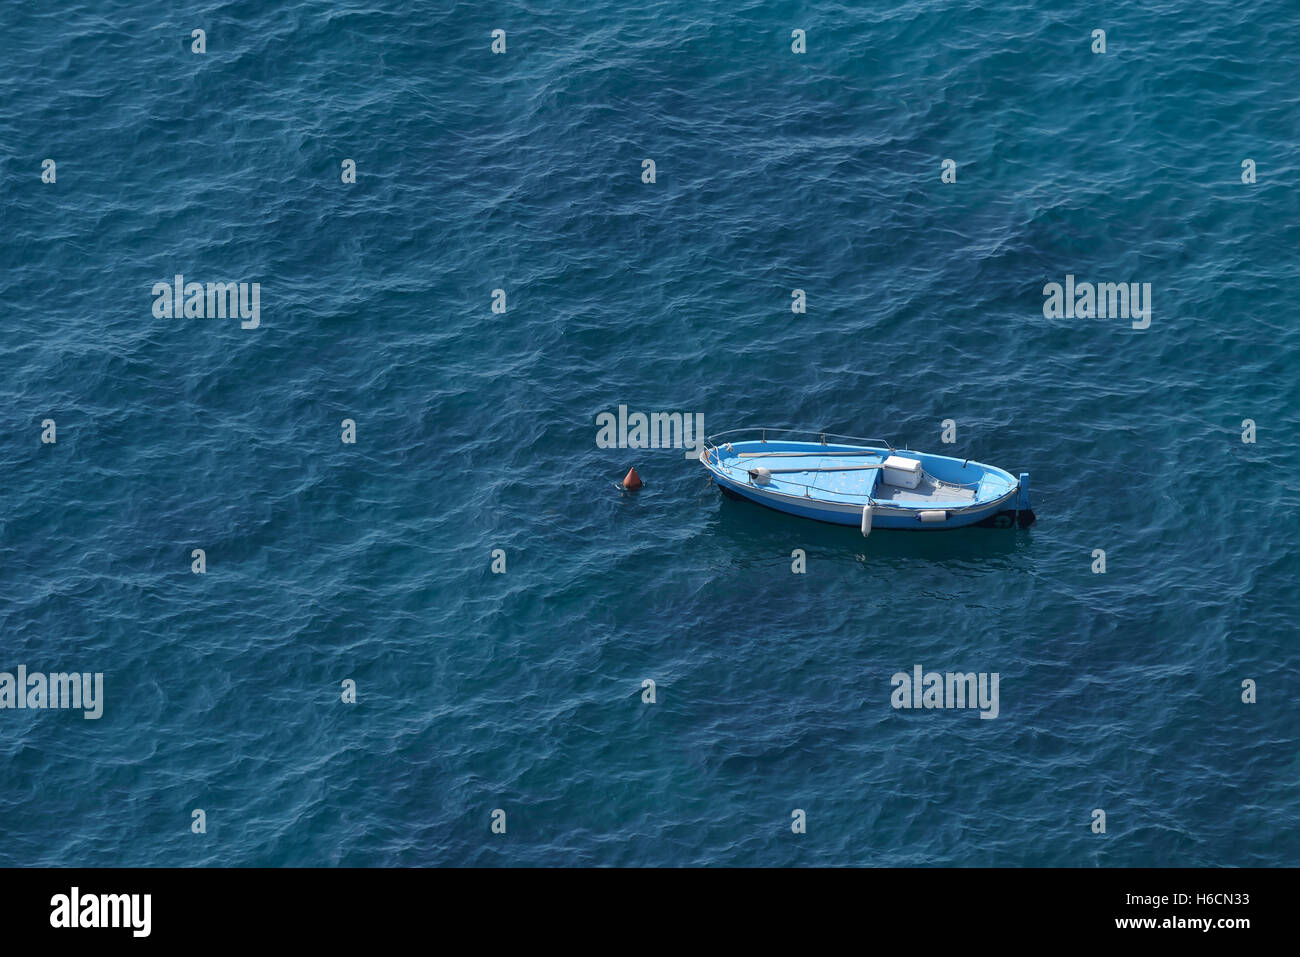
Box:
left=1, top=0, right=1297, bottom=867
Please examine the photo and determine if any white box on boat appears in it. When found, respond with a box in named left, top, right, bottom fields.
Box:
left=882, top=455, right=923, bottom=489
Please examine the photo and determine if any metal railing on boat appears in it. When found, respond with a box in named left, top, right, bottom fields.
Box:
left=703, top=427, right=898, bottom=453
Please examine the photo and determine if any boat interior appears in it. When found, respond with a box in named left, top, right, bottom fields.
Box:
left=709, top=440, right=1013, bottom=507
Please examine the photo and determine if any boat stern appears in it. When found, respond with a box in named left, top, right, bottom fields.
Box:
left=1015, top=472, right=1036, bottom=527
left=1016, top=472, right=1031, bottom=511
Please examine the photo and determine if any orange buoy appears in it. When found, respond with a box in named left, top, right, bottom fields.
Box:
left=622, top=466, right=643, bottom=491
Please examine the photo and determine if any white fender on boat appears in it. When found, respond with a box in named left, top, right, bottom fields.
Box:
left=861, top=503, right=874, bottom=537
left=749, top=467, right=772, bottom=485
left=919, top=509, right=948, bottom=523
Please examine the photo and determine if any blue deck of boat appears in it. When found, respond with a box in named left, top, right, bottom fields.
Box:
left=726, top=450, right=883, bottom=504
left=715, top=447, right=988, bottom=507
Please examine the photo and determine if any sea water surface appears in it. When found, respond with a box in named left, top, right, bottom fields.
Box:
left=1, top=0, right=1298, bottom=866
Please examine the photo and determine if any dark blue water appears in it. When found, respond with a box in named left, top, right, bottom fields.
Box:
left=2, top=1, right=1297, bottom=866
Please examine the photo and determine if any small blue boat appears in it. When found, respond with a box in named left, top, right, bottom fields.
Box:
left=700, top=429, right=1035, bottom=533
